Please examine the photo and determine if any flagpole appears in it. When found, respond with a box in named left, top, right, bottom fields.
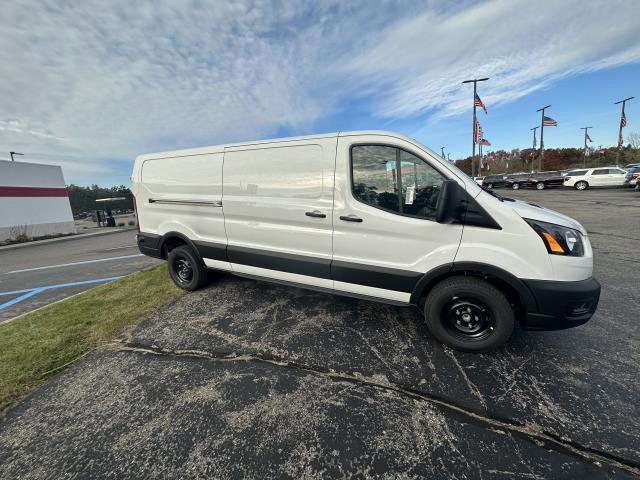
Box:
left=615, top=97, right=634, bottom=165
left=536, top=105, right=551, bottom=171
left=462, top=77, right=489, bottom=177
left=580, top=126, right=592, bottom=168
left=472, top=82, right=477, bottom=177
left=530, top=127, right=538, bottom=171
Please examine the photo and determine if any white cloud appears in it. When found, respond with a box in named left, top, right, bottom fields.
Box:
left=0, top=0, right=638, bottom=183
left=347, top=0, right=640, bottom=119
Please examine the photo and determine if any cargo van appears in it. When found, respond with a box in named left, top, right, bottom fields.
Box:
left=131, top=131, right=600, bottom=352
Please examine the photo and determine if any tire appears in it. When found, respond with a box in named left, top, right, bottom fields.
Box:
left=536, top=182, right=545, bottom=190
left=487, top=183, right=493, bottom=189
left=423, top=277, right=515, bottom=353
left=575, top=181, right=588, bottom=191
left=511, top=183, right=520, bottom=190
left=167, top=245, right=208, bottom=291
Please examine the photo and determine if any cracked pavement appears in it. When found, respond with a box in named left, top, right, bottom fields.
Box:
left=1, top=188, right=639, bottom=479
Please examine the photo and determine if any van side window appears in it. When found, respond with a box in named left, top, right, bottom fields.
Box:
left=592, top=169, right=608, bottom=175
left=351, top=145, right=401, bottom=213
left=351, top=145, right=445, bottom=219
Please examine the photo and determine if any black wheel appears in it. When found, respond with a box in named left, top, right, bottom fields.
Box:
left=511, top=183, right=520, bottom=190
left=423, top=277, right=514, bottom=353
left=167, top=245, right=208, bottom=291
left=487, top=183, right=493, bottom=189
left=536, top=182, right=545, bottom=190
left=575, top=181, right=588, bottom=190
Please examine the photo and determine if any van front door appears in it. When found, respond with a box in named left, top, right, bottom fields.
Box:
left=222, top=137, right=337, bottom=290
left=331, top=135, right=464, bottom=303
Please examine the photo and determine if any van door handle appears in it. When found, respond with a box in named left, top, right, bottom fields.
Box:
left=305, top=210, right=326, bottom=218
left=339, top=215, right=363, bottom=223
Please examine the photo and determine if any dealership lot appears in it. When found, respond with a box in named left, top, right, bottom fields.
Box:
left=0, top=187, right=638, bottom=478
left=0, top=230, right=159, bottom=321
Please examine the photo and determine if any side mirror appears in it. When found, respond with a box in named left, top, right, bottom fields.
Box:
left=435, top=180, right=463, bottom=223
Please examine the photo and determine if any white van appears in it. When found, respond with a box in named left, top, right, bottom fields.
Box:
left=131, top=131, right=600, bottom=352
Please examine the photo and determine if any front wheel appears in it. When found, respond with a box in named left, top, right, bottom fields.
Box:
left=575, top=181, right=588, bottom=190
left=511, top=183, right=520, bottom=190
left=486, top=183, right=493, bottom=189
left=423, top=277, right=515, bottom=353
left=536, top=182, right=545, bottom=190
left=167, top=245, right=208, bottom=291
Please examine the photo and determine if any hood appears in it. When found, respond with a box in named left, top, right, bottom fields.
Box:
left=507, top=199, right=587, bottom=235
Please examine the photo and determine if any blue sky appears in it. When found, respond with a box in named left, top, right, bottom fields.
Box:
left=1, top=0, right=639, bottom=186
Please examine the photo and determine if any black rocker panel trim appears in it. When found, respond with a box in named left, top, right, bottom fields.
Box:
left=226, top=245, right=332, bottom=279
left=331, top=260, right=422, bottom=293
left=192, top=242, right=420, bottom=293
left=193, top=240, right=228, bottom=262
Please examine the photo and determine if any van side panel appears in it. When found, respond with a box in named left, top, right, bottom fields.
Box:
left=222, top=139, right=336, bottom=289
left=136, top=152, right=231, bottom=270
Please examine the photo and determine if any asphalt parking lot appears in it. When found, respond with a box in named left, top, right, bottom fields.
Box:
left=0, top=230, right=159, bottom=321
left=0, top=187, right=638, bottom=478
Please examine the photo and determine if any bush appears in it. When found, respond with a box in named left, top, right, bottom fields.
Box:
left=128, top=220, right=135, bottom=226
left=9, top=225, right=31, bottom=243
left=117, top=222, right=125, bottom=227
left=14, top=233, right=31, bottom=243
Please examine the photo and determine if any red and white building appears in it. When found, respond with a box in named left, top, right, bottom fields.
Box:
left=0, top=159, right=76, bottom=242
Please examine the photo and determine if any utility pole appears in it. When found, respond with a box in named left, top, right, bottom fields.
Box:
left=462, top=77, right=489, bottom=177
left=530, top=127, right=538, bottom=149
left=530, top=127, right=538, bottom=171
left=9, top=151, right=24, bottom=162
left=536, top=105, right=551, bottom=171
left=441, top=146, right=446, bottom=159
left=615, top=97, right=634, bottom=165
left=580, top=126, right=592, bottom=168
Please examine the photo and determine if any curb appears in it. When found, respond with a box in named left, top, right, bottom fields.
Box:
left=0, top=228, right=136, bottom=252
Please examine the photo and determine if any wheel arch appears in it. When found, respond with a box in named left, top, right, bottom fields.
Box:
left=410, top=262, right=537, bottom=319
left=159, top=231, right=204, bottom=264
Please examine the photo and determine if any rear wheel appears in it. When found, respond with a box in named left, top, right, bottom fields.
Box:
left=511, top=183, right=520, bottom=190
left=423, top=277, right=514, bottom=353
left=575, top=181, right=588, bottom=190
left=167, top=245, right=208, bottom=291
left=536, top=182, right=545, bottom=190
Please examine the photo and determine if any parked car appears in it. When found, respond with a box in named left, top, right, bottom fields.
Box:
left=527, top=170, right=565, bottom=190
left=624, top=163, right=640, bottom=170
left=563, top=167, right=628, bottom=190
left=482, top=174, right=509, bottom=189
left=505, top=173, right=531, bottom=190
left=473, top=176, right=484, bottom=186
left=624, top=166, right=640, bottom=187
left=132, top=130, right=600, bottom=353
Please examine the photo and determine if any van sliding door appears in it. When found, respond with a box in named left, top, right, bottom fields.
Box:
left=222, top=137, right=337, bottom=289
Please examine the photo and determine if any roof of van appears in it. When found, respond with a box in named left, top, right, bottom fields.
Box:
left=136, top=130, right=419, bottom=160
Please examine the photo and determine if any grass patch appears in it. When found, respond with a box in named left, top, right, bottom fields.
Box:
left=0, top=263, right=182, bottom=412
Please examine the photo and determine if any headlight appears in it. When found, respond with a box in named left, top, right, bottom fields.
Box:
left=524, top=219, right=584, bottom=256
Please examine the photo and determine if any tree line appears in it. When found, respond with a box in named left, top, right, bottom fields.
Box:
left=66, top=184, right=133, bottom=216
left=455, top=133, right=640, bottom=175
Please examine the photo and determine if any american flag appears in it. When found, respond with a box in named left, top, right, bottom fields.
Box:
left=474, top=118, right=482, bottom=143
left=543, top=116, right=557, bottom=126
left=621, top=112, right=627, bottom=128
left=475, top=93, right=487, bottom=114
left=480, top=139, right=491, bottom=146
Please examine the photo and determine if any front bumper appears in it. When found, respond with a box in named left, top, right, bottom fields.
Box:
left=521, top=277, right=601, bottom=330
